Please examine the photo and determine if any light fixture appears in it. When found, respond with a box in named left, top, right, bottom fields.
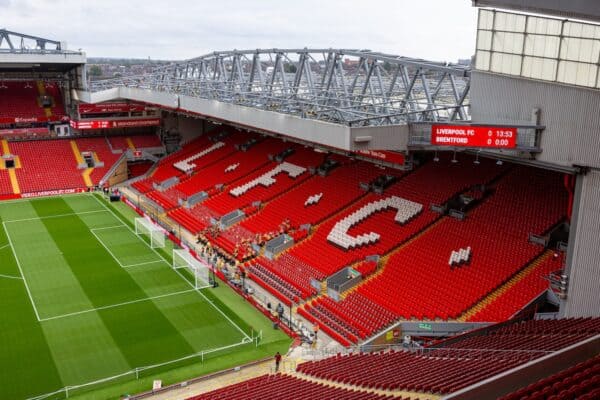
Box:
left=433, top=151, right=439, bottom=162
left=474, top=154, right=480, bottom=165
left=496, top=159, right=503, bottom=165
left=451, top=151, right=458, bottom=164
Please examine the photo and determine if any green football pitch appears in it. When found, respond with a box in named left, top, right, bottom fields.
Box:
left=0, top=194, right=290, bottom=400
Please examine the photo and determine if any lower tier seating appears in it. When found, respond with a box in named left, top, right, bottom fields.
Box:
left=146, top=189, right=181, bottom=210
left=499, top=354, right=600, bottom=400
left=296, top=318, right=600, bottom=394
left=0, top=170, right=13, bottom=195
left=187, top=373, right=398, bottom=400
left=11, top=140, right=84, bottom=192
left=299, top=292, right=398, bottom=345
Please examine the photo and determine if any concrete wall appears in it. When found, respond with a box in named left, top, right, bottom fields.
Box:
left=563, top=169, right=600, bottom=317
left=106, top=157, right=128, bottom=186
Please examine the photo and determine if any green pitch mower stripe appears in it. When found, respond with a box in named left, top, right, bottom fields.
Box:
left=30, top=198, right=198, bottom=368
left=0, top=216, right=63, bottom=400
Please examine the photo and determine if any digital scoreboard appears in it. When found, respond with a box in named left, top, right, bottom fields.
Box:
left=431, top=125, right=517, bottom=149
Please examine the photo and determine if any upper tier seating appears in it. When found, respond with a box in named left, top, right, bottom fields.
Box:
left=172, top=137, right=292, bottom=198
left=499, top=354, right=600, bottom=400
left=0, top=81, right=64, bottom=121
left=288, top=154, right=504, bottom=277
left=354, top=167, right=567, bottom=321
left=187, top=373, right=398, bottom=400
left=242, top=155, right=503, bottom=307
left=296, top=318, right=600, bottom=395
left=42, top=82, right=66, bottom=119
left=202, top=145, right=325, bottom=215
left=133, top=131, right=248, bottom=192
left=468, top=251, right=564, bottom=322
left=240, top=161, right=384, bottom=236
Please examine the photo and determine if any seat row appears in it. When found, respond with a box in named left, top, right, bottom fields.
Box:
left=296, top=318, right=600, bottom=394
left=188, top=373, right=399, bottom=400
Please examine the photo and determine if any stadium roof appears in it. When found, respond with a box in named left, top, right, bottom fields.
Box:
left=89, top=48, right=471, bottom=128
left=0, top=29, right=86, bottom=72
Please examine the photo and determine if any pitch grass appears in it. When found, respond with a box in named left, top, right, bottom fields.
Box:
left=0, top=194, right=291, bottom=400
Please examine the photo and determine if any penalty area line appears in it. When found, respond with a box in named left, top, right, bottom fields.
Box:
left=3, top=209, right=109, bottom=223
left=122, top=260, right=165, bottom=268
left=89, top=194, right=253, bottom=342
left=0, top=273, right=23, bottom=280
left=38, top=289, right=197, bottom=322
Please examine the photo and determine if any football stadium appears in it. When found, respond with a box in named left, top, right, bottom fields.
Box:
left=1, top=1, right=600, bottom=399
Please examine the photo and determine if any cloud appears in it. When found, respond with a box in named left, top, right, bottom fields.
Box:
left=1, top=0, right=477, bottom=61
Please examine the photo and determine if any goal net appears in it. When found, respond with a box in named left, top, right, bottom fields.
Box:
left=135, top=217, right=165, bottom=248
left=173, top=249, right=211, bottom=289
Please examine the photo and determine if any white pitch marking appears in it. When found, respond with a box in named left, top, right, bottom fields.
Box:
left=89, top=228, right=127, bottom=268
left=0, top=244, right=9, bottom=251
left=3, top=209, right=108, bottom=223
left=0, top=273, right=23, bottom=280
left=122, top=260, right=165, bottom=269
left=39, top=289, right=197, bottom=322
left=91, top=224, right=127, bottom=231
left=2, top=221, right=42, bottom=321
left=89, top=194, right=252, bottom=341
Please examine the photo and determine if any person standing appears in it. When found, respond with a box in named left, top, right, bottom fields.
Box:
left=274, top=351, right=282, bottom=372
left=312, top=324, right=319, bottom=348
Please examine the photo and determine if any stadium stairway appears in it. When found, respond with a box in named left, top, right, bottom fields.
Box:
left=0, top=140, right=21, bottom=194
left=69, top=140, right=94, bottom=187
left=36, top=81, right=53, bottom=118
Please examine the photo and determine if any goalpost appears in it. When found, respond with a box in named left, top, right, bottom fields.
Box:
left=134, top=217, right=165, bottom=248
left=173, top=249, right=212, bottom=289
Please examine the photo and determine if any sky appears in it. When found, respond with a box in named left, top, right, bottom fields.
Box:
left=1, top=0, right=478, bottom=62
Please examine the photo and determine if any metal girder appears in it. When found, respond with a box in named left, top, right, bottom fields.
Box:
left=0, top=29, right=71, bottom=53
left=90, top=48, right=471, bottom=127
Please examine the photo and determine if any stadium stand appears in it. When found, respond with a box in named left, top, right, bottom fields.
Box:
left=353, top=166, right=567, bottom=321
left=0, top=169, right=13, bottom=196
left=295, top=318, right=600, bottom=395
left=132, top=130, right=248, bottom=194
left=246, top=154, right=504, bottom=309
left=498, top=354, right=600, bottom=400
left=75, top=137, right=122, bottom=182
left=239, top=161, right=381, bottom=237
left=0, top=81, right=64, bottom=121
left=287, top=153, right=504, bottom=278
left=0, top=135, right=160, bottom=195
left=171, top=136, right=292, bottom=199
left=201, top=144, right=325, bottom=215
left=467, top=251, right=565, bottom=322
left=187, top=373, right=398, bottom=400
left=10, top=139, right=84, bottom=192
